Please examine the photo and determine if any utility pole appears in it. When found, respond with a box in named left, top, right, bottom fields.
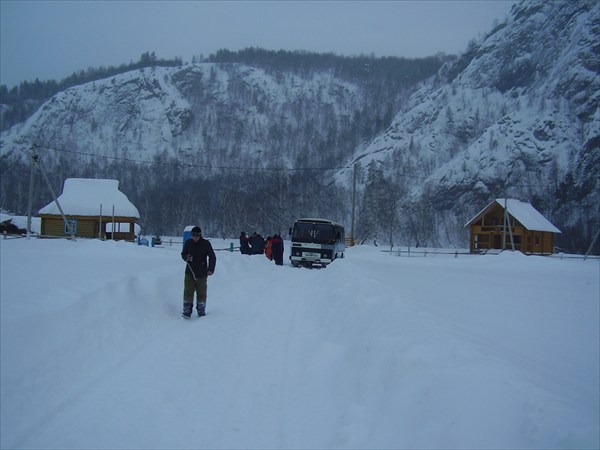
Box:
left=26, top=145, right=76, bottom=240
left=36, top=158, right=75, bottom=240
left=350, top=163, right=357, bottom=246
left=502, top=198, right=507, bottom=250
left=502, top=197, right=515, bottom=251
left=585, top=228, right=600, bottom=259
left=26, top=146, right=39, bottom=240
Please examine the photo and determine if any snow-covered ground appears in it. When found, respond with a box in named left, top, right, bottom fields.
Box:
left=1, top=236, right=598, bottom=449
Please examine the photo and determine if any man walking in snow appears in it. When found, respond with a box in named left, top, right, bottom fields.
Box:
left=181, top=226, right=216, bottom=318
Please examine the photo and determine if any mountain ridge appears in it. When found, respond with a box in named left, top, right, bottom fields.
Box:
left=1, top=0, right=598, bottom=252
left=349, top=0, right=598, bottom=250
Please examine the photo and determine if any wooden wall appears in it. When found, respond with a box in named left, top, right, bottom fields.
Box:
left=469, top=226, right=555, bottom=254
left=39, top=215, right=136, bottom=241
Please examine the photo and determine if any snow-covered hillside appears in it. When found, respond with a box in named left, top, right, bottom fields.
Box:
left=356, top=0, right=599, bottom=171
left=0, top=63, right=369, bottom=167
left=0, top=0, right=597, bottom=251
left=1, top=237, right=598, bottom=449
left=349, top=0, right=599, bottom=248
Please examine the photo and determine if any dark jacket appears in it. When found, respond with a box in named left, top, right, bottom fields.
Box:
left=250, top=234, right=265, bottom=254
left=270, top=234, right=284, bottom=265
left=240, top=233, right=251, bottom=254
left=181, top=237, right=216, bottom=278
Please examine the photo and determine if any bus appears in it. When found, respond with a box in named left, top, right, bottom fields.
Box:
left=289, top=218, right=345, bottom=268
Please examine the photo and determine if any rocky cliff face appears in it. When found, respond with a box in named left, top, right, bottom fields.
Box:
left=2, top=63, right=385, bottom=170
left=0, top=60, right=403, bottom=237
left=347, top=0, right=598, bottom=250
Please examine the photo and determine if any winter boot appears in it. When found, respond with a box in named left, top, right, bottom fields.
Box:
left=197, top=302, right=206, bottom=317
left=182, top=303, right=193, bottom=319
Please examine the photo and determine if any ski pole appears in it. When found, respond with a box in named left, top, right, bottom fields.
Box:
left=186, top=260, right=198, bottom=281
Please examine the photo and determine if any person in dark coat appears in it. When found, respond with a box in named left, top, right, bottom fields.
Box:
left=249, top=232, right=265, bottom=255
left=270, top=234, right=284, bottom=265
left=181, top=226, right=216, bottom=318
left=239, top=232, right=251, bottom=254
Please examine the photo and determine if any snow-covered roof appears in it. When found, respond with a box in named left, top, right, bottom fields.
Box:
left=38, top=178, right=140, bottom=218
left=465, top=198, right=561, bottom=233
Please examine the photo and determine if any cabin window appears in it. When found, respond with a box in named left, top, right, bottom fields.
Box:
left=65, top=218, right=77, bottom=235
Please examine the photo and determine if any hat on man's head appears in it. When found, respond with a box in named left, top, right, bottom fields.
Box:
left=191, top=226, right=201, bottom=235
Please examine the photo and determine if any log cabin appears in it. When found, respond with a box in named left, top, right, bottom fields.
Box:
left=38, top=178, right=139, bottom=241
left=465, top=198, right=561, bottom=254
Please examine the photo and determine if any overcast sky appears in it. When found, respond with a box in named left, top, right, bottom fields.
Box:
left=1, top=0, right=515, bottom=89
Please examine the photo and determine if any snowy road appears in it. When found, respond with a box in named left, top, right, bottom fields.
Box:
left=1, top=238, right=598, bottom=449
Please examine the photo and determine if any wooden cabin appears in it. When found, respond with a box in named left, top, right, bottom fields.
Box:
left=38, top=178, right=139, bottom=241
left=465, top=199, right=561, bottom=255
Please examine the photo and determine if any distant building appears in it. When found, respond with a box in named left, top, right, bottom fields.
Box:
left=38, top=178, right=139, bottom=241
left=0, top=216, right=25, bottom=235
left=464, top=198, right=561, bottom=254
left=0, top=212, right=41, bottom=235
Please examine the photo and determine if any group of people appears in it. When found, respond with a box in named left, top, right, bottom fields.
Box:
left=239, top=232, right=264, bottom=255
left=239, top=231, right=284, bottom=265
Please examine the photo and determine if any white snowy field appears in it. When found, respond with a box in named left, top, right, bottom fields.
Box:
left=1, top=237, right=598, bottom=449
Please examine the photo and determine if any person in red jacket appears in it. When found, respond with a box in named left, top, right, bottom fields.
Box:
left=270, top=234, right=284, bottom=265
left=181, top=226, right=216, bottom=318
left=265, top=236, right=273, bottom=260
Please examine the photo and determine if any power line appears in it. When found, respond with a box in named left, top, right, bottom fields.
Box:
left=31, top=144, right=340, bottom=172
left=0, top=146, right=29, bottom=176
left=1, top=142, right=565, bottom=191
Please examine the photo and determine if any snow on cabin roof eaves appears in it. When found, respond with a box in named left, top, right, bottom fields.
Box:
left=464, top=198, right=561, bottom=233
left=38, top=178, right=140, bottom=218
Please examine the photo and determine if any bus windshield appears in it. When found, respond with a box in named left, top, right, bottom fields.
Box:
left=292, top=222, right=337, bottom=244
